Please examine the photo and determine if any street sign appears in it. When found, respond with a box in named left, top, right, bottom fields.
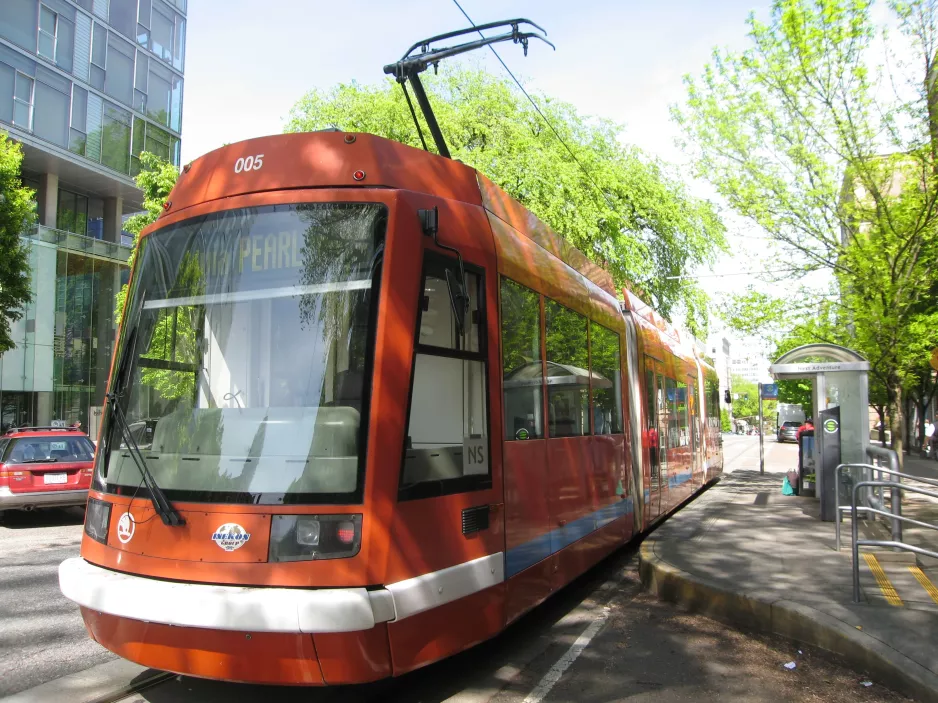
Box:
left=761, top=383, right=778, bottom=400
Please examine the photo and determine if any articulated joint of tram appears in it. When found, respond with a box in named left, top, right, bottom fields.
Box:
left=59, top=552, right=504, bottom=633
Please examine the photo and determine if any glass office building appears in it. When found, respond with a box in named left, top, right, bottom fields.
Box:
left=0, top=0, right=186, bottom=434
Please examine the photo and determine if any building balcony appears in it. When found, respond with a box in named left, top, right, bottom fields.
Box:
left=23, top=225, right=133, bottom=265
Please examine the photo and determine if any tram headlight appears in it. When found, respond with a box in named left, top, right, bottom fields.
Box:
left=295, top=517, right=321, bottom=546
left=84, top=498, right=112, bottom=544
left=268, top=514, right=362, bottom=562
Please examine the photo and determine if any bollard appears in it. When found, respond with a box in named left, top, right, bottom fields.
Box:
left=891, top=474, right=903, bottom=545
left=852, top=487, right=861, bottom=603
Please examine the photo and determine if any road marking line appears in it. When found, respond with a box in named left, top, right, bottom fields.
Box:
left=863, top=553, right=903, bottom=606
left=521, top=604, right=611, bottom=703
left=909, top=566, right=938, bottom=604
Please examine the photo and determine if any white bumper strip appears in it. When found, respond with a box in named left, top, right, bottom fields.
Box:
left=60, top=551, right=505, bottom=633
left=59, top=557, right=388, bottom=633
left=386, top=552, right=504, bottom=621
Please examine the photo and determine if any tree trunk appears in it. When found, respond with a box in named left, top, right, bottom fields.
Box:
left=888, top=377, right=904, bottom=468
left=875, top=405, right=886, bottom=445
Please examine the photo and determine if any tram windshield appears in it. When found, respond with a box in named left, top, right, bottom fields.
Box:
left=99, top=202, right=386, bottom=504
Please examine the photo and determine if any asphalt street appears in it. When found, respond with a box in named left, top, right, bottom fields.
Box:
left=0, top=507, right=115, bottom=697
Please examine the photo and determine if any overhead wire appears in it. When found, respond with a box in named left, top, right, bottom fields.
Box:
left=450, top=0, right=624, bottom=218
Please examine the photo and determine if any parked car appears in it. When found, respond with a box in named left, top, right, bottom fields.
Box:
left=0, top=426, right=96, bottom=514
left=777, top=421, right=801, bottom=443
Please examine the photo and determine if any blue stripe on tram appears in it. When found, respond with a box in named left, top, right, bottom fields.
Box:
left=505, top=497, right=635, bottom=578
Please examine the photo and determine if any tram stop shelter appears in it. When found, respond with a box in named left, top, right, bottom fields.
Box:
left=769, top=344, right=870, bottom=521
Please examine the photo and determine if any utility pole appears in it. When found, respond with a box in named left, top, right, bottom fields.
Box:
left=758, top=382, right=765, bottom=473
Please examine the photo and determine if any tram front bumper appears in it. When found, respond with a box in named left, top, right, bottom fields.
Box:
left=59, top=557, right=396, bottom=633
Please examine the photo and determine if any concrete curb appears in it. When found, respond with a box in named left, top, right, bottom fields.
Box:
left=639, top=540, right=938, bottom=703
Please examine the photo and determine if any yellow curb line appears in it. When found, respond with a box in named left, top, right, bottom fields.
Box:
left=863, top=553, right=903, bottom=606
left=909, top=566, right=938, bottom=605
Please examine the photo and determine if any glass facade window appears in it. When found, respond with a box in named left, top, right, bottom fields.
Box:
left=57, top=189, right=90, bottom=236
left=137, top=0, right=151, bottom=47
left=13, top=72, right=33, bottom=128
left=33, top=78, right=68, bottom=147
left=38, top=5, right=57, bottom=61
left=108, top=0, right=137, bottom=40
left=151, top=3, right=174, bottom=62
left=1, top=0, right=39, bottom=52
left=54, top=13, right=74, bottom=73
left=101, top=103, right=131, bottom=173
left=0, top=64, right=14, bottom=123
left=90, top=23, right=106, bottom=90
left=146, top=60, right=170, bottom=126
left=1, top=240, right=128, bottom=433
left=104, top=32, right=134, bottom=105
left=69, top=84, right=87, bottom=155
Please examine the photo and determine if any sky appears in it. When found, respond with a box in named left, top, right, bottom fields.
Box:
left=179, top=0, right=783, bottom=345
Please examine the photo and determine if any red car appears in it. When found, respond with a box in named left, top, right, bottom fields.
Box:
left=0, top=426, right=95, bottom=514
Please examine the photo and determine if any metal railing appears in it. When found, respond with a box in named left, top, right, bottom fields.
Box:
left=851, top=481, right=938, bottom=602
left=22, top=225, right=132, bottom=264
left=836, top=445, right=938, bottom=602
left=834, top=446, right=910, bottom=550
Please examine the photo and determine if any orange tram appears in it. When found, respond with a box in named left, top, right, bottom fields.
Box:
left=59, top=131, right=723, bottom=685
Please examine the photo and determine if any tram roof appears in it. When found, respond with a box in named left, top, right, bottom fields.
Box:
left=153, top=131, right=619, bottom=297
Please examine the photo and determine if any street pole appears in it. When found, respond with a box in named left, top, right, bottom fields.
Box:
left=759, top=383, right=765, bottom=474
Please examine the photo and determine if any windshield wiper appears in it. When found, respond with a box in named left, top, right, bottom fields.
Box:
left=106, top=392, right=185, bottom=527
left=106, top=325, right=184, bottom=527
left=21, top=458, right=57, bottom=463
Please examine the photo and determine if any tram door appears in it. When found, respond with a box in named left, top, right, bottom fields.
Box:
left=643, top=364, right=665, bottom=521
left=391, top=251, right=505, bottom=667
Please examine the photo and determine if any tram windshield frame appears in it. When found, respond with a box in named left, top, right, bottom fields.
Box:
left=94, top=202, right=387, bottom=506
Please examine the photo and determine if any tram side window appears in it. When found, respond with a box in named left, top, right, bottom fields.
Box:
left=675, top=380, right=689, bottom=447
left=706, top=379, right=720, bottom=429
left=666, top=378, right=680, bottom=449
left=644, top=368, right=658, bottom=478
left=418, top=260, right=481, bottom=353
left=589, top=322, right=623, bottom=434
left=657, top=374, right=669, bottom=455
left=501, top=278, right=542, bottom=440
left=545, top=300, right=589, bottom=437
left=402, top=254, right=489, bottom=499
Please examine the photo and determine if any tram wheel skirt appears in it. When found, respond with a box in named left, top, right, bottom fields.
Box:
left=80, top=608, right=394, bottom=685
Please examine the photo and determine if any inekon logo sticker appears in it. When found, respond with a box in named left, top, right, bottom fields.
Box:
left=116, top=512, right=135, bottom=544
left=212, top=523, right=251, bottom=551
left=823, top=418, right=839, bottom=434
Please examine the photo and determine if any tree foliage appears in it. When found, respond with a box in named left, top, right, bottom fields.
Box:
left=114, top=152, right=179, bottom=319
left=730, top=374, right=777, bottom=422
left=286, top=66, right=727, bottom=335
left=674, top=0, right=938, bottom=457
left=0, top=131, right=36, bottom=353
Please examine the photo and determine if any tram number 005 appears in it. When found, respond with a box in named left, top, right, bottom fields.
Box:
left=234, top=154, right=264, bottom=173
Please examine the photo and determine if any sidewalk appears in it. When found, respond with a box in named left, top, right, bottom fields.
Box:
left=640, top=466, right=938, bottom=702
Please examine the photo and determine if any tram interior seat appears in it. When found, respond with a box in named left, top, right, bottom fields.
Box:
left=145, top=406, right=360, bottom=493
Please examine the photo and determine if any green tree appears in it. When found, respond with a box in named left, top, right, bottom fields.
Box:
left=114, top=151, right=180, bottom=319
left=720, top=407, right=732, bottom=432
left=731, top=374, right=777, bottom=427
left=0, top=131, right=36, bottom=353
left=286, top=67, right=728, bottom=335
left=674, top=0, right=938, bottom=459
